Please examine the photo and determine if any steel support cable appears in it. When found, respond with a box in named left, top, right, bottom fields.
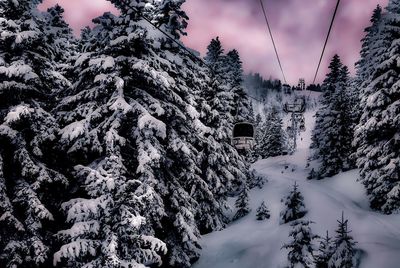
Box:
left=259, top=0, right=287, bottom=84
left=312, top=0, right=341, bottom=85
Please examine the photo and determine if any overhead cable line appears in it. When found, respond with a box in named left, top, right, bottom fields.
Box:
left=312, top=0, right=341, bottom=84
left=258, top=0, right=287, bottom=84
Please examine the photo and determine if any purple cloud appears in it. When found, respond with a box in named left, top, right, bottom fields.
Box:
left=39, top=0, right=388, bottom=84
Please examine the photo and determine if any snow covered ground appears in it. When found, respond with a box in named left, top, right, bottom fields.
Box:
left=193, top=96, right=400, bottom=268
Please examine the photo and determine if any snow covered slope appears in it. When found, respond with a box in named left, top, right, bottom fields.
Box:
left=193, top=96, right=400, bottom=268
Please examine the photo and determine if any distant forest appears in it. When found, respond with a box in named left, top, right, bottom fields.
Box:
left=243, top=73, right=322, bottom=100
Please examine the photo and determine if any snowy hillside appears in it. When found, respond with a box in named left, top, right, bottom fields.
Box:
left=193, top=100, right=400, bottom=268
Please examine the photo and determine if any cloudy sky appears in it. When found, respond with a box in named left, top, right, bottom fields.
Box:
left=40, top=0, right=389, bottom=84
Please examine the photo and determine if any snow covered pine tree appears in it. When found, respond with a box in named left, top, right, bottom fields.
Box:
left=42, top=4, right=77, bottom=86
left=53, top=1, right=252, bottom=267
left=282, top=220, right=318, bottom=268
left=352, top=5, right=384, bottom=142
left=252, top=113, right=263, bottom=161
left=256, top=201, right=270, bottom=220
left=255, top=107, right=286, bottom=159
left=223, top=49, right=253, bottom=123
left=353, top=0, right=400, bottom=213
left=280, top=182, right=307, bottom=224
left=315, top=231, right=335, bottom=268
left=233, top=184, right=251, bottom=220
left=355, top=5, right=383, bottom=89
left=201, top=36, right=251, bottom=196
left=0, top=1, right=71, bottom=267
left=309, top=55, right=355, bottom=179
left=328, top=213, right=357, bottom=268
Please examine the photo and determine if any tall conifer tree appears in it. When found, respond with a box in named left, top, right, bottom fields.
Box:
left=354, top=0, right=400, bottom=213
left=0, top=1, right=71, bottom=266
left=310, top=55, right=355, bottom=179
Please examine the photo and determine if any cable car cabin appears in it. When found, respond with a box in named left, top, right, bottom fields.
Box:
left=284, top=103, right=305, bottom=113
left=299, top=124, right=306, bottom=132
left=232, top=122, right=255, bottom=150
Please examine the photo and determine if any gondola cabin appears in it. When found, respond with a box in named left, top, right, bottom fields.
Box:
left=284, top=103, right=305, bottom=113
left=232, top=122, right=255, bottom=150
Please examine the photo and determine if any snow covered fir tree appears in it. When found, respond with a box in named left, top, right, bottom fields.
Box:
left=282, top=220, right=318, bottom=268
left=256, top=200, right=270, bottom=220
left=280, top=182, right=307, bottom=224
left=315, top=231, right=335, bottom=268
left=0, top=0, right=71, bottom=266
left=1, top=0, right=252, bottom=267
left=53, top=1, right=255, bottom=267
left=254, top=107, right=287, bottom=160
left=309, top=55, right=356, bottom=179
left=328, top=213, right=358, bottom=268
left=353, top=0, right=400, bottom=214
left=233, top=184, right=251, bottom=220
left=201, top=36, right=252, bottom=196
left=1, top=0, right=400, bottom=267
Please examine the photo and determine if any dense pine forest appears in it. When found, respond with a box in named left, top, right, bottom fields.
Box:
left=0, top=0, right=400, bottom=268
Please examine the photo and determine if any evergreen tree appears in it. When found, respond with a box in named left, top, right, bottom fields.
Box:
left=256, top=201, right=270, bottom=220
left=201, top=37, right=251, bottom=197
left=43, top=4, right=76, bottom=64
left=355, top=5, right=383, bottom=85
left=280, top=182, right=307, bottom=224
left=338, top=65, right=357, bottom=168
left=353, top=0, right=400, bottom=213
left=152, top=0, right=188, bottom=39
left=251, top=113, right=264, bottom=162
left=315, top=231, right=335, bottom=268
left=353, top=5, right=387, bottom=147
left=205, top=37, right=225, bottom=73
left=233, top=185, right=251, bottom=220
left=256, top=107, right=286, bottom=159
left=224, top=49, right=253, bottom=122
left=52, top=7, right=187, bottom=267
left=248, top=169, right=267, bottom=189
left=43, top=4, right=77, bottom=88
left=309, top=55, right=355, bottom=179
left=0, top=1, right=70, bottom=267
left=328, top=213, right=357, bottom=268
left=52, top=1, right=250, bottom=267
left=282, top=220, right=318, bottom=268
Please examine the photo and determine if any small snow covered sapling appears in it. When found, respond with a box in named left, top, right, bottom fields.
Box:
left=233, top=185, right=251, bottom=220
left=280, top=181, right=307, bottom=224
left=282, top=220, right=318, bottom=268
left=315, top=231, right=335, bottom=268
left=328, top=212, right=357, bottom=268
left=256, top=201, right=270, bottom=220
left=307, top=168, right=317, bottom=180
left=248, top=169, right=267, bottom=189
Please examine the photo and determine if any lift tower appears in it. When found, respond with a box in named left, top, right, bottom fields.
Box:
left=284, top=99, right=306, bottom=152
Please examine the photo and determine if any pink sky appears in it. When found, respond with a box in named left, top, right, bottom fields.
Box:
left=40, top=0, right=389, bottom=84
